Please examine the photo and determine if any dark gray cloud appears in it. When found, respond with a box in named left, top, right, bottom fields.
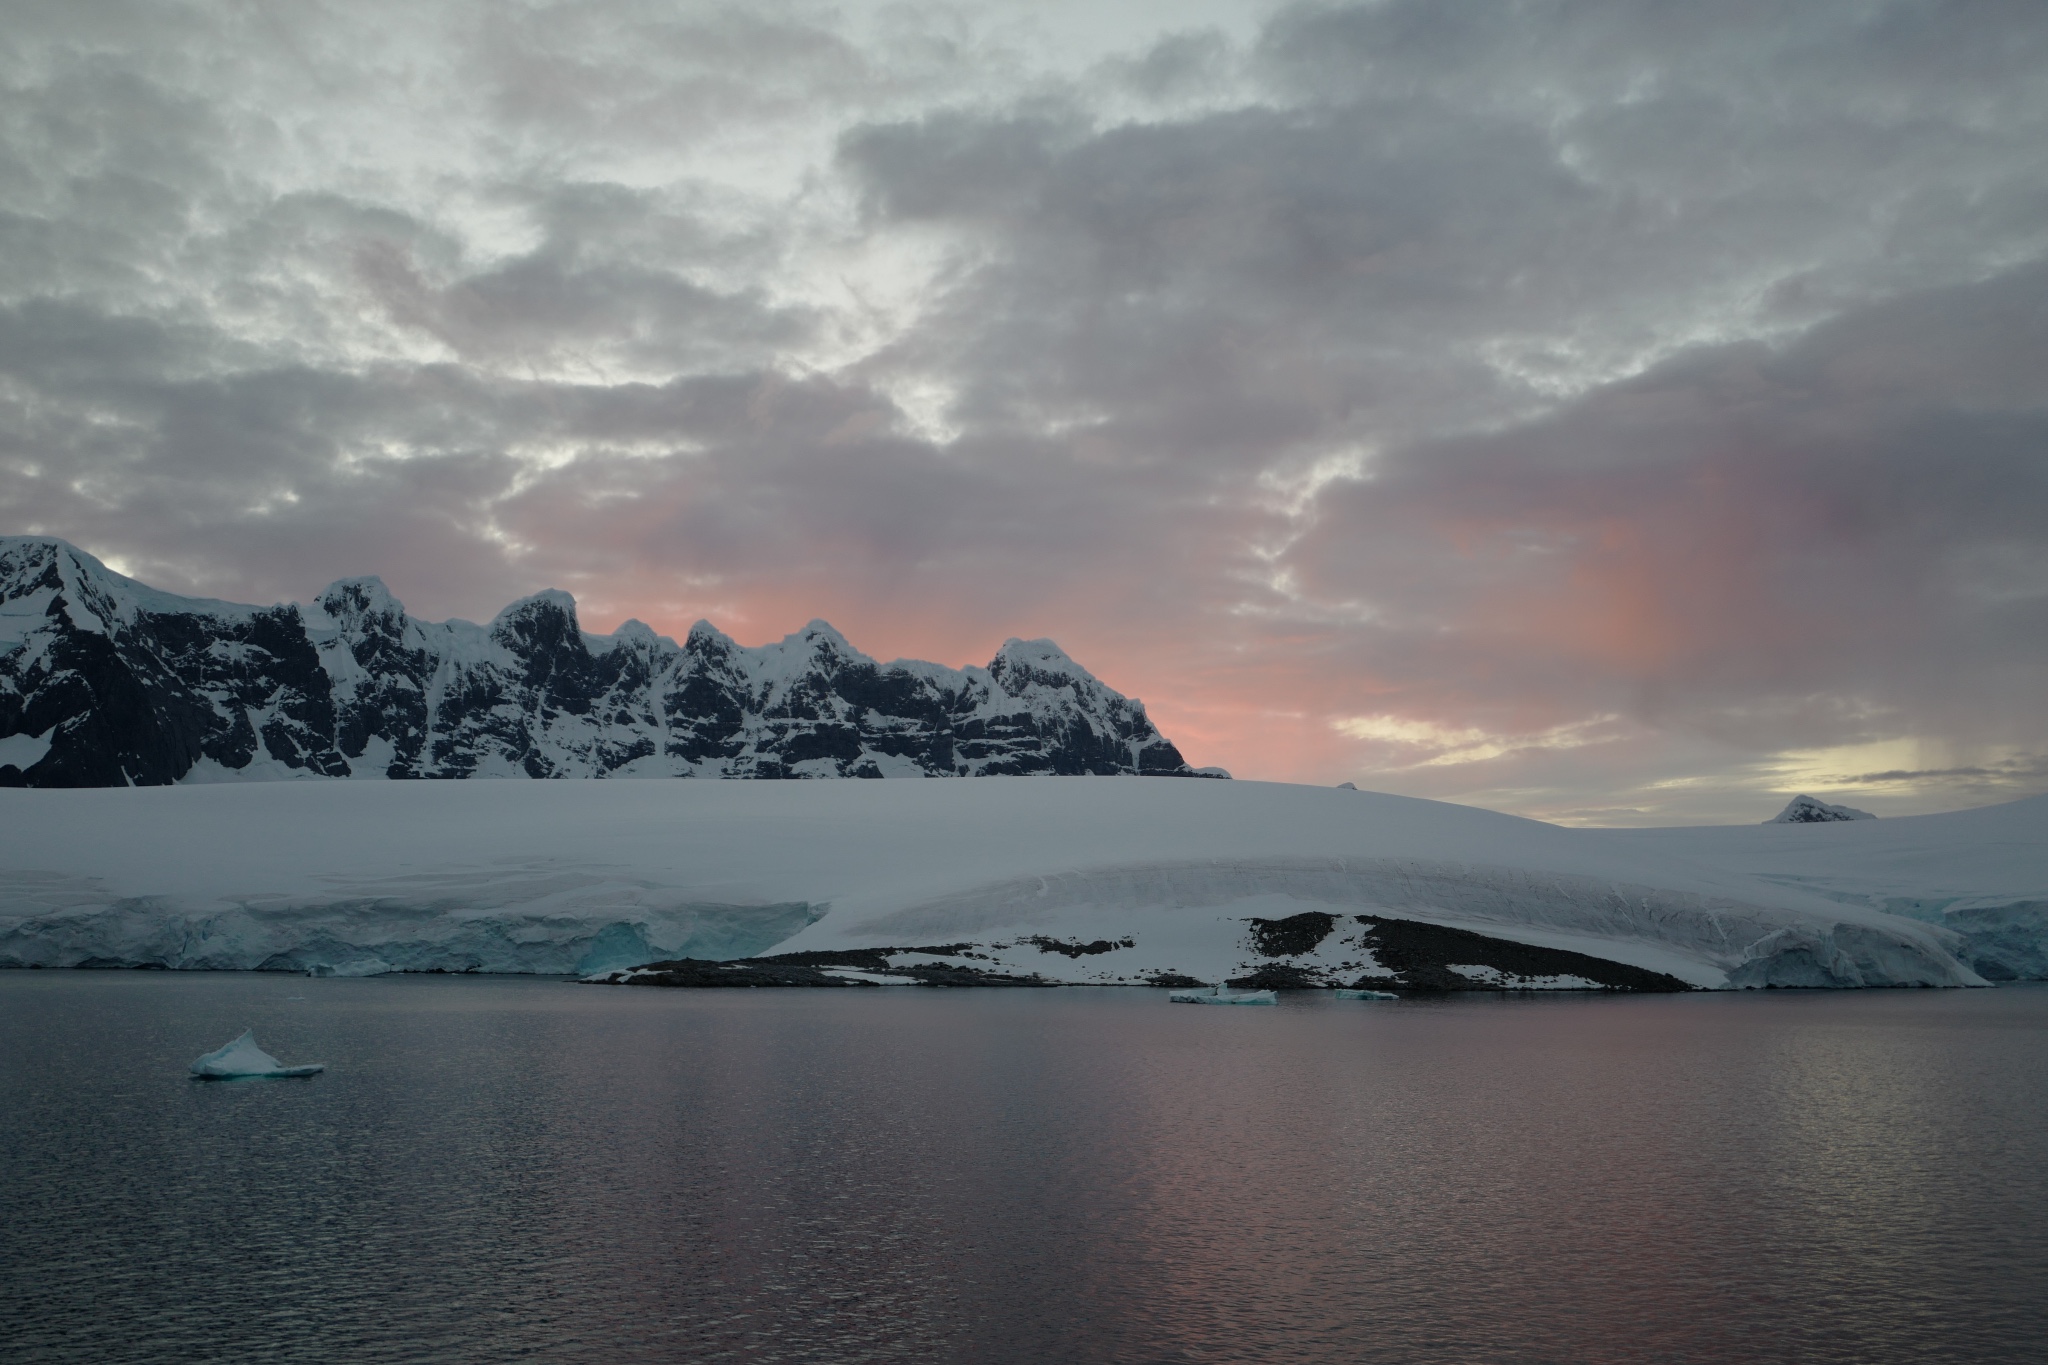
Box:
left=1295, top=260, right=2048, bottom=733
left=1, top=0, right=2044, bottom=821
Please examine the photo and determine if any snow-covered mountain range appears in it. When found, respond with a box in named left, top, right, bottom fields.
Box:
left=7, top=535, right=2041, bottom=993
left=0, top=537, right=1205, bottom=787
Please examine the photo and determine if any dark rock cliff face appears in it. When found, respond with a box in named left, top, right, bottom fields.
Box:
left=0, top=538, right=1210, bottom=787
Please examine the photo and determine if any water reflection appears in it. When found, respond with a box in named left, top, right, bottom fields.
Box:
left=4, top=976, right=2046, bottom=1363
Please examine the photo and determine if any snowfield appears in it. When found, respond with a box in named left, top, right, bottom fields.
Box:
left=3, top=777, right=2041, bottom=988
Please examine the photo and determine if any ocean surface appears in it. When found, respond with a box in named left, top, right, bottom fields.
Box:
left=4, top=975, right=2046, bottom=1364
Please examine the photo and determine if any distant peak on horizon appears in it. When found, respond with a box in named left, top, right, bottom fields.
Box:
left=1768, top=794, right=1878, bottom=824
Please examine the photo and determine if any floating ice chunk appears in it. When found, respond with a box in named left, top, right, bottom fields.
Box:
left=189, top=1030, right=325, bottom=1079
left=1169, top=985, right=1278, bottom=1006
left=1334, top=988, right=1397, bottom=1000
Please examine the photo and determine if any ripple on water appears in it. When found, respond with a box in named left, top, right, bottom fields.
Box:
left=4, top=975, right=2047, bottom=1364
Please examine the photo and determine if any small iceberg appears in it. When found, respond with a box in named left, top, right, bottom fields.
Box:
left=190, top=1030, right=325, bottom=1080
left=1335, top=988, right=1398, bottom=1001
left=1169, top=984, right=1278, bottom=1006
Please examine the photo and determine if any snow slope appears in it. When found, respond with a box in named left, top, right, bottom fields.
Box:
left=5, top=778, right=2037, bottom=988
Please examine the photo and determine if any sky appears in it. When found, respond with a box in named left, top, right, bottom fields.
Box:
left=2, top=0, right=2045, bottom=824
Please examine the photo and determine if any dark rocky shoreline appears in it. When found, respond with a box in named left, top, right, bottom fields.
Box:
left=593, top=946, right=1056, bottom=988
left=587, top=915, right=1694, bottom=993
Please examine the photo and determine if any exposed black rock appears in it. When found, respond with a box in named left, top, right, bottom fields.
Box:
left=0, top=537, right=1211, bottom=787
left=593, top=946, right=1055, bottom=988
left=1227, top=964, right=1327, bottom=990
left=1247, top=911, right=1338, bottom=957
left=596, top=919, right=1690, bottom=993
left=1022, top=935, right=1135, bottom=958
left=1344, top=916, right=1692, bottom=993
left=605, top=958, right=878, bottom=988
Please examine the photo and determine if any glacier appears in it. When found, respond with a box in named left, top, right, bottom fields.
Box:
left=2, top=777, right=2041, bottom=989
left=1595, top=796, right=2048, bottom=987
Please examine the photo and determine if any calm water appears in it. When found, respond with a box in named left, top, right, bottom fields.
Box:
left=4, top=975, right=2047, bottom=1364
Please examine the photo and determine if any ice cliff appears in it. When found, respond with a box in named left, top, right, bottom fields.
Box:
left=0, top=537, right=1202, bottom=787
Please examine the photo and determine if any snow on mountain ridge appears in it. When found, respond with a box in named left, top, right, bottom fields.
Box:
left=2, top=536, right=260, bottom=629
left=0, top=535, right=1202, bottom=786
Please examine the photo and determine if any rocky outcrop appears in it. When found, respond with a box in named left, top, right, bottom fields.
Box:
left=1229, top=914, right=1694, bottom=993
left=0, top=537, right=1206, bottom=786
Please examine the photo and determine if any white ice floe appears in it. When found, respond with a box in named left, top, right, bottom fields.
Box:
left=1334, top=989, right=1398, bottom=1001
left=1169, top=985, right=1279, bottom=1006
left=189, top=1030, right=324, bottom=1079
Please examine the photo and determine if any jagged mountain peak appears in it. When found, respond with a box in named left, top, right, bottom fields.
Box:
left=776, top=619, right=870, bottom=670
left=0, top=536, right=1212, bottom=786
left=611, top=619, right=663, bottom=646
left=0, top=534, right=99, bottom=578
left=0, top=534, right=73, bottom=583
left=493, top=587, right=580, bottom=625
left=988, top=635, right=1128, bottom=705
left=997, top=636, right=1074, bottom=661
left=685, top=618, right=734, bottom=646
left=0, top=538, right=75, bottom=613
left=795, top=618, right=848, bottom=643
left=3, top=535, right=254, bottom=628
left=313, top=576, right=406, bottom=629
left=319, top=574, right=401, bottom=606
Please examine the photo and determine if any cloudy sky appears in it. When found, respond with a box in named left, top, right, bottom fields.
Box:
left=4, top=0, right=2046, bottom=822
